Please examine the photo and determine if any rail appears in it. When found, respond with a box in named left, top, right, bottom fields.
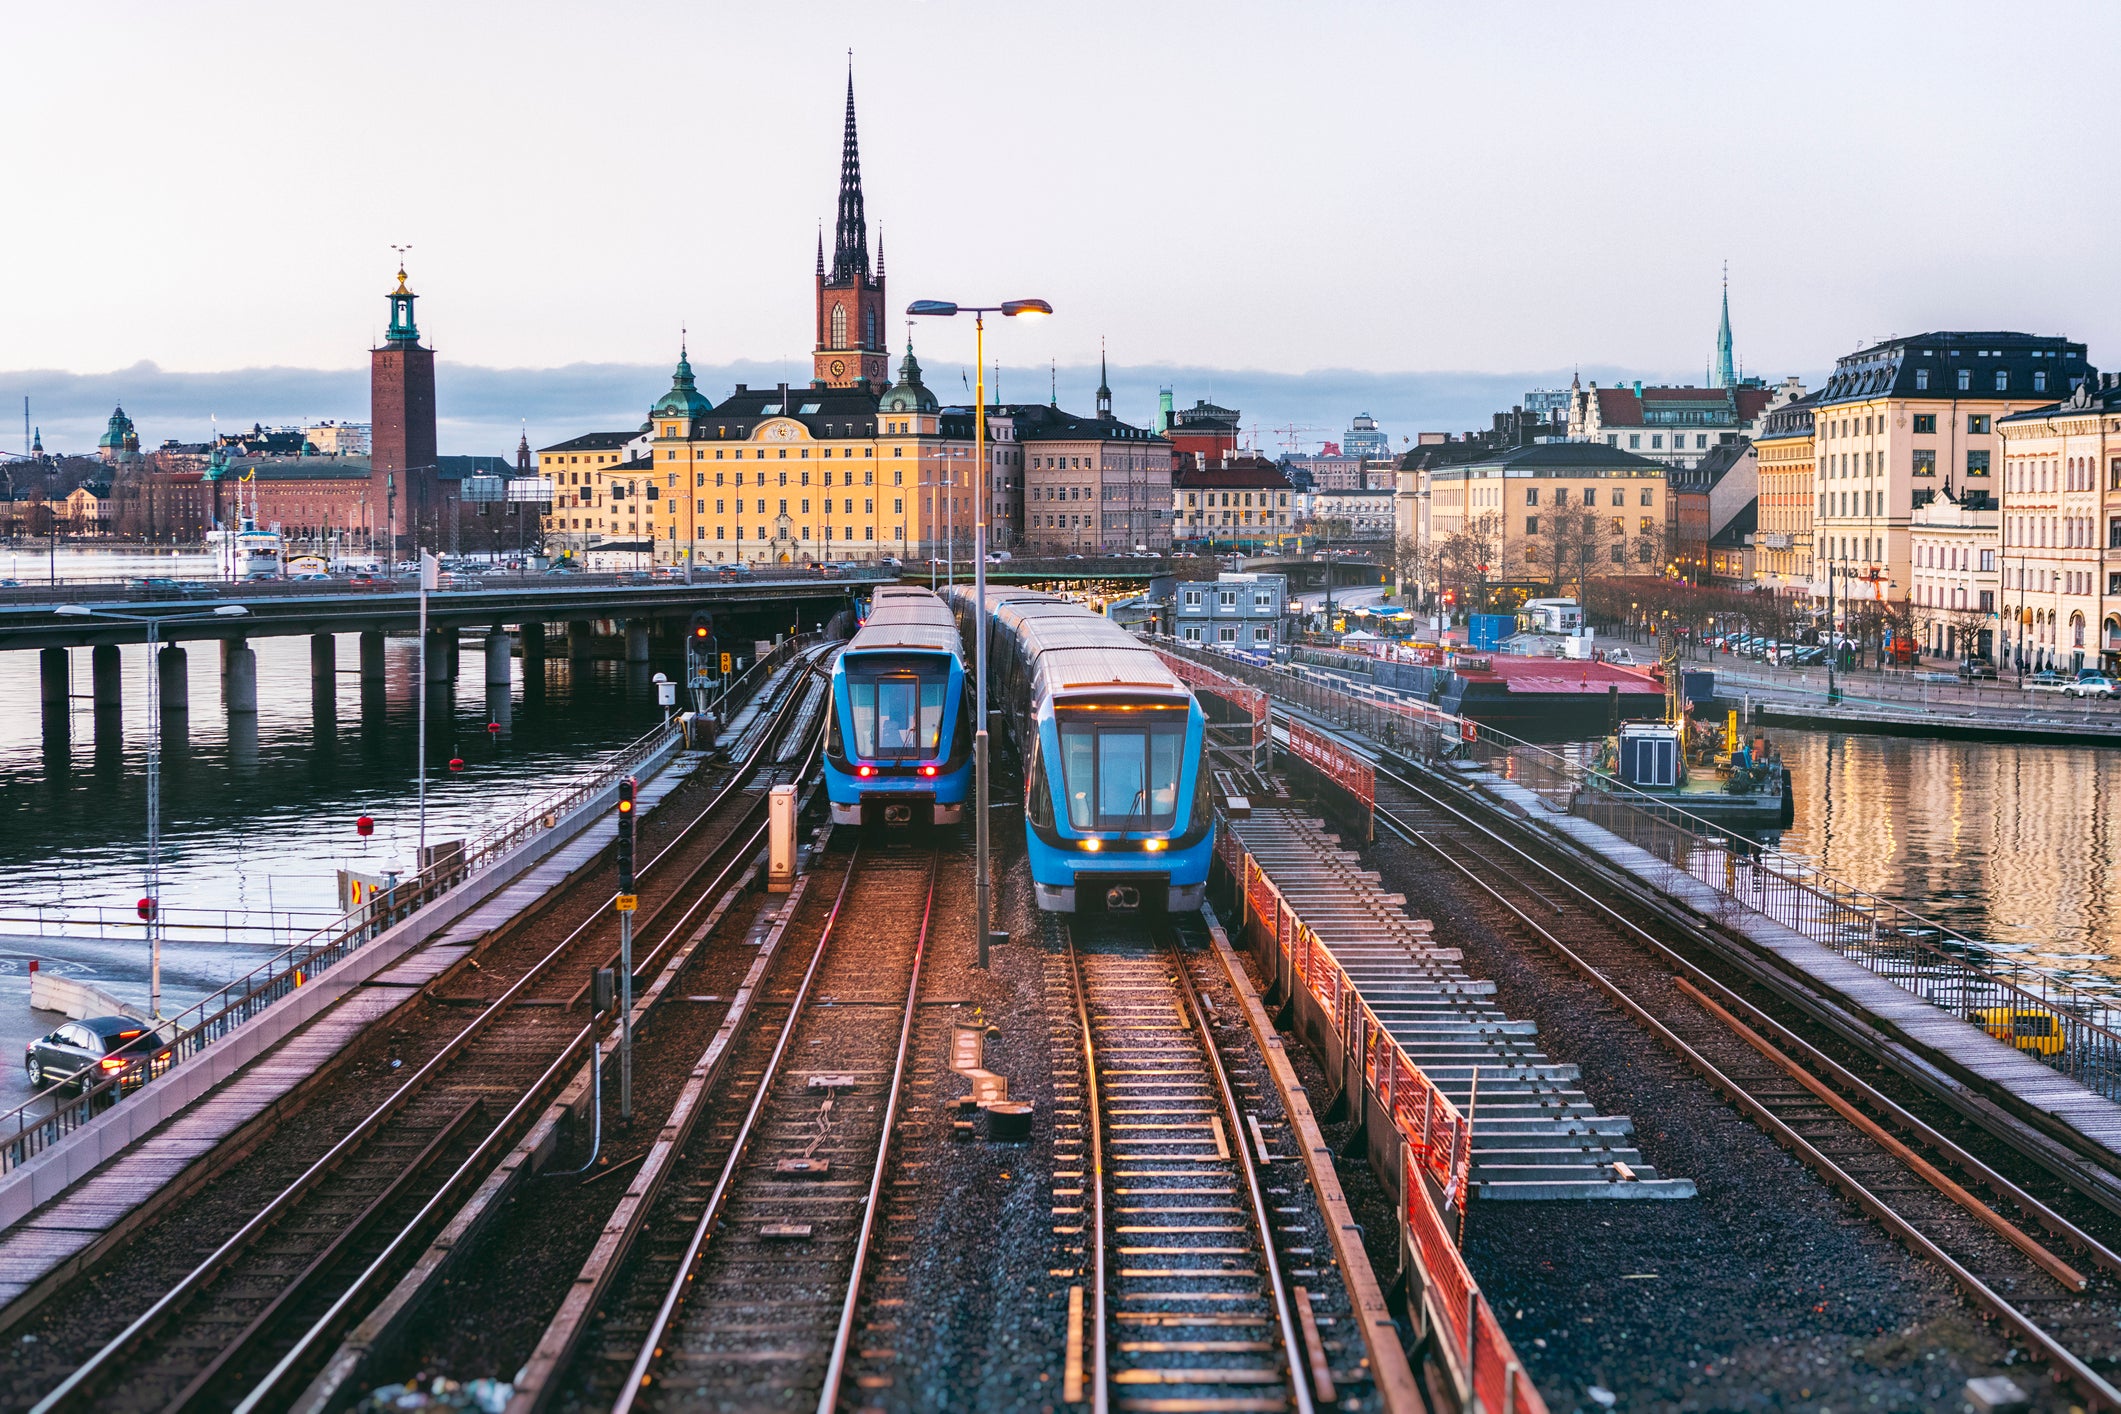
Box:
left=0, top=904, right=343, bottom=948
left=0, top=637, right=819, bottom=1174
left=1162, top=637, right=2121, bottom=1105
left=1212, top=812, right=1541, bottom=1414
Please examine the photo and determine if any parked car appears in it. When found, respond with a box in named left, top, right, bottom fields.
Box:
left=25, top=1016, right=163, bottom=1093
left=2023, top=671, right=2069, bottom=693
left=1957, top=660, right=1998, bottom=681
left=714, top=564, right=753, bottom=582
left=544, top=561, right=583, bottom=575
left=2065, top=673, right=2117, bottom=699
left=1789, top=646, right=1828, bottom=666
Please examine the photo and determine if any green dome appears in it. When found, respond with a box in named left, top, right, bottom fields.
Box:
left=880, top=342, right=937, bottom=415
left=652, top=348, right=713, bottom=420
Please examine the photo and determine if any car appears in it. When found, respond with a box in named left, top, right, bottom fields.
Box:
left=2023, top=670, right=2069, bottom=693
left=25, top=1016, right=164, bottom=1094
left=2065, top=674, right=2117, bottom=699
left=1790, top=646, right=1828, bottom=666
left=714, top=564, right=753, bottom=582
left=1064, top=553, right=1085, bottom=561
left=288, top=572, right=332, bottom=583
left=1957, top=660, right=1998, bottom=681
left=544, top=561, right=583, bottom=575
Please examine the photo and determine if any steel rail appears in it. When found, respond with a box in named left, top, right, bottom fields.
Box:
left=1061, top=925, right=1111, bottom=1414
left=1368, top=781, right=2121, bottom=1409
left=815, top=850, right=940, bottom=1413
left=607, top=842, right=876, bottom=1414
left=1158, top=923, right=1318, bottom=1414
left=1363, top=752, right=2121, bottom=1275
left=29, top=653, right=833, bottom=1413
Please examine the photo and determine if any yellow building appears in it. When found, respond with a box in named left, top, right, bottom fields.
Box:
left=1996, top=374, right=2121, bottom=673
left=1751, top=393, right=1817, bottom=598
left=1424, top=441, right=1668, bottom=593
left=1809, top=332, right=2089, bottom=609
left=537, top=430, right=642, bottom=557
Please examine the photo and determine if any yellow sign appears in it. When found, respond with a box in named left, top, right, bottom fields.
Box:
left=720, top=652, right=733, bottom=673
left=615, top=894, right=638, bottom=913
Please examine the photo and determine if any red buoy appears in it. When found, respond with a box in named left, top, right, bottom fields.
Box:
left=487, top=721, right=501, bottom=736
left=356, top=814, right=375, bottom=837
left=136, top=897, right=157, bottom=922
left=448, top=757, right=465, bottom=772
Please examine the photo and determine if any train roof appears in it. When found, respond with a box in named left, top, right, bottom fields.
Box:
left=848, top=587, right=961, bottom=656
left=967, top=586, right=1187, bottom=698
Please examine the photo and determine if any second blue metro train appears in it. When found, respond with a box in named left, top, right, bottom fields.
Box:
left=825, top=585, right=973, bottom=827
left=949, top=586, right=1212, bottom=913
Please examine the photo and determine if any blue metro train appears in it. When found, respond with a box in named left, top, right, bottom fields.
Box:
left=949, top=586, right=1213, bottom=913
left=825, top=586, right=973, bottom=828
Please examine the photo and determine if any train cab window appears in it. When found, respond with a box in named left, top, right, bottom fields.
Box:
left=1059, top=714, right=1183, bottom=832
left=849, top=660, right=946, bottom=758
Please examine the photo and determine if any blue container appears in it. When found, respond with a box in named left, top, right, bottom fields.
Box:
left=1682, top=669, right=1716, bottom=706
left=1468, top=614, right=1515, bottom=651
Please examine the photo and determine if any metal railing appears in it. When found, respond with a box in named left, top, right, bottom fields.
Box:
left=0, top=904, right=343, bottom=948
left=0, top=642, right=817, bottom=1174
left=1160, top=637, right=2121, bottom=1104
left=1214, top=815, right=1543, bottom=1414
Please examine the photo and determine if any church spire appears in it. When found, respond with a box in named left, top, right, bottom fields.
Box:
left=830, top=64, right=870, bottom=286
left=1713, top=262, right=1735, bottom=389
left=1096, top=339, right=1113, bottom=421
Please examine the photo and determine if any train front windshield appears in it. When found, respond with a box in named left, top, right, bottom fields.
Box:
left=847, top=655, right=949, bottom=759
left=1058, top=710, right=1187, bottom=832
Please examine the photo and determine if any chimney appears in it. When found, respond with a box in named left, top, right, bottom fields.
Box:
left=778, top=382, right=791, bottom=413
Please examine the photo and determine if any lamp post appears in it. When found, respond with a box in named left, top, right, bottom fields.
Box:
left=908, top=297, right=1052, bottom=969
left=54, top=602, right=250, bottom=1018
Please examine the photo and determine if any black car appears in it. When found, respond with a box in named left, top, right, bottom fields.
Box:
left=1958, top=660, right=1999, bottom=681
left=25, top=1016, right=161, bottom=1093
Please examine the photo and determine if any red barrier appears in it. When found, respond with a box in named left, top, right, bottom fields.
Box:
left=1221, top=821, right=1547, bottom=1414
left=1287, top=720, right=1375, bottom=808
left=1156, top=650, right=1268, bottom=747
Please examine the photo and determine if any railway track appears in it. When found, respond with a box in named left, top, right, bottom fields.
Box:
left=1059, top=915, right=1362, bottom=1414
left=1369, top=759, right=2121, bottom=1408
left=535, top=839, right=940, bottom=1414
left=22, top=653, right=832, bottom=1414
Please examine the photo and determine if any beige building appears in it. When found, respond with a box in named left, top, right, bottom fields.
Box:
left=1752, top=393, right=1816, bottom=598
left=1173, top=458, right=1295, bottom=544
left=1810, top=331, right=2089, bottom=610
left=538, top=429, right=647, bottom=555
left=1018, top=401, right=1173, bottom=555
left=1997, top=374, right=2121, bottom=673
left=1909, top=484, right=2000, bottom=663
left=1426, top=441, right=1668, bottom=588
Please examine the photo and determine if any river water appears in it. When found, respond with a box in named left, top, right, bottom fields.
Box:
left=0, top=551, right=675, bottom=972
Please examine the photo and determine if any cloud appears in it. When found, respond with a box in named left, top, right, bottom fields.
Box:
left=2, top=358, right=1766, bottom=461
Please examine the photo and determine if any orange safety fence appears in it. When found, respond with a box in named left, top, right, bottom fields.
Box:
left=1157, top=650, right=1269, bottom=747
left=1286, top=719, right=1375, bottom=807
left=1218, top=821, right=1547, bottom=1414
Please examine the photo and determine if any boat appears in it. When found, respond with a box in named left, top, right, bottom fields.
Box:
left=1583, top=631, right=1794, bottom=831
left=207, top=472, right=284, bottom=580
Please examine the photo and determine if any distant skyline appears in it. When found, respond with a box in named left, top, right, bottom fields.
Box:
left=1, top=357, right=1803, bottom=464
left=10, top=1, right=2119, bottom=439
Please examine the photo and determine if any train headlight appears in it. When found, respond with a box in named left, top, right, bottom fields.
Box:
left=1143, top=838, right=1167, bottom=852
left=1079, top=838, right=1102, bottom=852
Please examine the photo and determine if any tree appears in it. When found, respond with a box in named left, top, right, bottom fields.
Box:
left=1438, top=512, right=1501, bottom=613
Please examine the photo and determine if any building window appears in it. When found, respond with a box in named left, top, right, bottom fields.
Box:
left=1967, top=414, right=1990, bottom=434
left=2034, top=370, right=2048, bottom=393
left=1525, top=488, right=1538, bottom=506
left=1967, top=451, right=1991, bottom=478
left=1639, top=489, right=1653, bottom=506
left=1628, top=435, right=1640, bottom=449
left=1913, top=449, right=1936, bottom=477
left=1994, top=369, right=2009, bottom=392
left=1525, top=516, right=1539, bottom=535
left=1610, top=489, right=1624, bottom=507
left=1916, top=368, right=1931, bottom=391
left=1184, top=589, right=1202, bottom=608
left=1606, top=434, right=1618, bottom=447
left=1218, top=626, right=1237, bottom=643
left=1913, top=413, right=1936, bottom=434
left=1957, top=368, right=1972, bottom=392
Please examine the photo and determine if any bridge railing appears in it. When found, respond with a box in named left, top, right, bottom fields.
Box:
left=1158, top=636, right=2121, bottom=1104
left=0, top=565, right=893, bottom=609
left=0, top=642, right=817, bottom=1175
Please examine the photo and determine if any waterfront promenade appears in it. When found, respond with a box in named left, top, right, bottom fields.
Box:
left=1698, top=653, right=2121, bottom=744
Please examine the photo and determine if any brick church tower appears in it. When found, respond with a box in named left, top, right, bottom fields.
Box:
left=814, top=71, right=888, bottom=391
left=371, top=261, right=438, bottom=554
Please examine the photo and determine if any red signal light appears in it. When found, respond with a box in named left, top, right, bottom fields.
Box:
left=919, top=765, right=937, bottom=777
left=355, top=815, right=374, bottom=837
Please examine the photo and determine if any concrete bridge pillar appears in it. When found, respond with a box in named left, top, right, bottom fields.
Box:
left=39, top=648, right=68, bottom=736
left=158, top=644, right=189, bottom=718
left=424, top=628, right=455, bottom=683
left=311, top=633, right=336, bottom=685
left=568, top=620, right=593, bottom=663
left=359, top=631, right=387, bottom=682
left=225, top=639, right=258, bottom=715
left=91, top=644, right=123, bottom=715
left=625, top=621, right=652, bottom=664
left=521, top=621, right=547, bottom=667
left=485, top=628, right=513, bottom=686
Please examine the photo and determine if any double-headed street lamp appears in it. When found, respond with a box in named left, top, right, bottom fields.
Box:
left=907, top=297, right=1052, bottom=969
left=54, top=602, right=251, bottom=1018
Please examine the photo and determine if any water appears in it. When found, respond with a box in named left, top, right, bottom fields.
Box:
left=1769, top=727, right=2121, bottom=983
left=0, top=625, right=670, bottom=935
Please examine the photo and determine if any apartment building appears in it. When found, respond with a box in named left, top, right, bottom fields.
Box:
left=1997, top=373, right=2121, bottom=673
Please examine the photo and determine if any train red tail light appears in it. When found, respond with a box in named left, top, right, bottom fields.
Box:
left=857, top=765, right=874, bottom=778
left=919, top=765, right=937, bottom=777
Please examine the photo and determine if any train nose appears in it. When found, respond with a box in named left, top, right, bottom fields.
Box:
left=1104, top=884, right=1140, bottom=912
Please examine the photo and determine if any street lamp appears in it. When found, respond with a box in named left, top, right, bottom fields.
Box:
left=54, top=602, right=250, bottom=1018
left=907, top=296, right=1052, bottom=969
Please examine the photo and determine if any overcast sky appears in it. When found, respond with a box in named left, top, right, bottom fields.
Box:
left=10, top=1, right=2121, bottom=452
